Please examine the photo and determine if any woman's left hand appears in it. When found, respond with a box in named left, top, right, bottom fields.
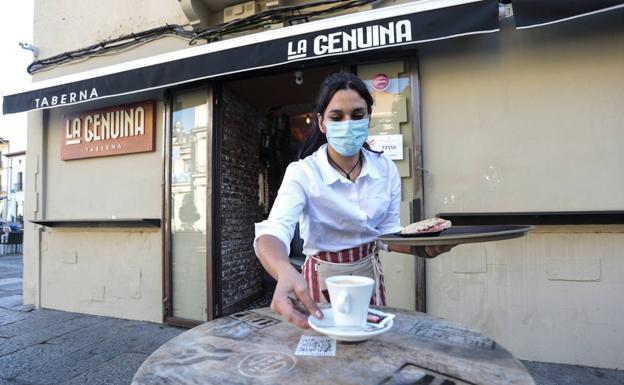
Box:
left=422, top=244, right=455, bottom=258
left=388, top=243, right=456, bottom=258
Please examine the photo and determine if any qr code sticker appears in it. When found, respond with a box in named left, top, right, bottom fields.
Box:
left=295, top=335, right=336, bottom=356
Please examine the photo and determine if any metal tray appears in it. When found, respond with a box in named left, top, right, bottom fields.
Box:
left=379, top=225, right=534, bottom=246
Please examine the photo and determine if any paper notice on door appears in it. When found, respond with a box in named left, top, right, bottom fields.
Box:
left=367, top=134, right=403, bottom=160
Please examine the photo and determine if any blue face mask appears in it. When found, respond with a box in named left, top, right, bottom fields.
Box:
left=324, top=118, right=369, bottom=157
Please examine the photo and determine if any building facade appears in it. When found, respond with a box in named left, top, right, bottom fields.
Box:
left=0, top=142, right=25, bottom=227
left=0, top=139, right=9, bottom=222
left=2, top=0, right=623, bottom=370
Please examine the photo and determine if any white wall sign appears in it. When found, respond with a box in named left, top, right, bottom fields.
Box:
left=367, top=134, right=403, bottom=160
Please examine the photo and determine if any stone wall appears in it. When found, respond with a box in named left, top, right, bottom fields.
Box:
left=219, top=86, right=265, bottom=311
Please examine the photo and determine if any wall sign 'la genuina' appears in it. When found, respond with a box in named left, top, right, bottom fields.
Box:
left=61, top=101, right=155, bottom=160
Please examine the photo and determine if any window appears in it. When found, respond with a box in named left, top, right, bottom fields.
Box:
left=17, top=201, right=23, bottom=224
left=15, top=172, right=23, bottom=191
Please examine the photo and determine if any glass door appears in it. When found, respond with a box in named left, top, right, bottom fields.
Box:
left=167, top=88, right=212, bottom=323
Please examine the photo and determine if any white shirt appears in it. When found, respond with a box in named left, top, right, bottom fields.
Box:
left=254, top=144, right=402, bottom=257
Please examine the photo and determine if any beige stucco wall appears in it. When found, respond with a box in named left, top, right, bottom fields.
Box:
left=427, top=226, right=624, bottom=369
left=40, top=228, right=162, bottom=321
left=45, top=103, right=163, bottom=219
left=24, top=101, right=165, bottom=322
left=32, top=0, right=191, bottom=80
left=420, top=18, right=624, bottom=213
left=420, top=17, right=624, bottom=369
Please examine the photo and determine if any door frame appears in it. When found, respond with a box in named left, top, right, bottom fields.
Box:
left=407, top=55, right=427, bottom=313
left=354, top=55, right=427, bottom=312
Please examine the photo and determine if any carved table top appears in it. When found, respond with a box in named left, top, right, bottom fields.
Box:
left=132, top=307, right=535, bottom=385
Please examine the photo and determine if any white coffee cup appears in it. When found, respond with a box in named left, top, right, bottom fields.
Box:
left=326, top=275, right=375, bottom=328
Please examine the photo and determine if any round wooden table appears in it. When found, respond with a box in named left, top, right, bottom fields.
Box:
left=132, top=307, right=536, bottom=385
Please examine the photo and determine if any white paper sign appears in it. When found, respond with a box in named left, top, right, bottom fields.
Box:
left=295, top=335, right=336, bottom=356
left=367, top=134, right=403, bottom=160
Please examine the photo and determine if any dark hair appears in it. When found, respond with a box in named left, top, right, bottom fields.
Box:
left=298, top=72, right=379, bottom=159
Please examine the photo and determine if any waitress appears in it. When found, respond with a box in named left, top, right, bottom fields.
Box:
left=254, top=72, right=452, bottom=328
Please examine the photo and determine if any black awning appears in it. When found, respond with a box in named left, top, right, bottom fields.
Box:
left=512, top=0, right=624, bottom=29
left=1, top=0, right=499, bottom=115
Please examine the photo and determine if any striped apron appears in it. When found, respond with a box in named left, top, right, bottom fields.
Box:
left=301, top=241, right=386, bottom=306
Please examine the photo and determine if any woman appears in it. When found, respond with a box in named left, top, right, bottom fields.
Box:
left=254, top=72, right=452, bottom=328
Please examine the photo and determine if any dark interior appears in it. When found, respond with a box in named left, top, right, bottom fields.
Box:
left=218, top=66, right=343, bottom=310
left=226, top=65, right=343, bottom=267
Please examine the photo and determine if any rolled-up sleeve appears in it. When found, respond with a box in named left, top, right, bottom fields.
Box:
left=254, top=162, right=307, bottom=257
left=376, top=158, right=403, bottom=235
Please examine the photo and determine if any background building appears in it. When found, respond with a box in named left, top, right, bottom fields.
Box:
left=4, top=150, right=26, bottom=225
left=0, top=141, right=26, bottom=227
left=0, top=139, right=10, bottom=222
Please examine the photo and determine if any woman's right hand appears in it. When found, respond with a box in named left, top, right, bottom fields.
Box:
left=271, top=266, right=323, bottom=329
left=255, top=235, right=322, bottom=328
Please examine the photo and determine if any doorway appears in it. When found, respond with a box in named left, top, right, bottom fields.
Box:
left=219, top=65, right=343, bottom=311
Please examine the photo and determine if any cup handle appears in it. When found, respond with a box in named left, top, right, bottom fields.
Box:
left=337, top=292, right=351, bottom=314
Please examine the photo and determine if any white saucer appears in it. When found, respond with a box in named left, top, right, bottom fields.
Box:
left=308, top=308, right=393, bottom=342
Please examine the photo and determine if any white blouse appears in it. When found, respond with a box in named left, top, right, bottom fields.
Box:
left=254, top=144, right=402, bottom=257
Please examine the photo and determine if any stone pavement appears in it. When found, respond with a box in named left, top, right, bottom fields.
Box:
left=0, top=254, right=184, bottom=385
left=524, top=361, right=624, bottom=385
left=1, top=253, right=624, bottom=385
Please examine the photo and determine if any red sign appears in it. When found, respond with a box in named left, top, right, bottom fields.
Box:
left=61, top=101, right=155, bottom=160
left=372, top=73, right=390, bottom=91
